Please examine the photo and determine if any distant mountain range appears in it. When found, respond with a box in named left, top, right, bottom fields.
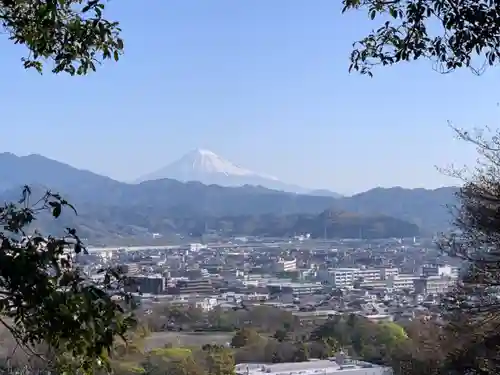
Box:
left=135, top=148, right=343, bottom=198
left=0, top=152, right=459, bottom=243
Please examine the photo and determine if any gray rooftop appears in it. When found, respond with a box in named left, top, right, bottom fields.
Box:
left=235, top=359, right=392, bottom=375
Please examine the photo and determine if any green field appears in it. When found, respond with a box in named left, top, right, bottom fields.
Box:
left=144, top=331, right=234, bottom=351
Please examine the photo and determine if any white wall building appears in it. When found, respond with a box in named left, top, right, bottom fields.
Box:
left=318, top=267, right=400, bottom=288
left=235, top=356, right=391, bottom=375
left=318, top=268, right=357, bottom=288
left=190, top=243, right=207, bottom=252
left=274, top=258, right=297, bottom=272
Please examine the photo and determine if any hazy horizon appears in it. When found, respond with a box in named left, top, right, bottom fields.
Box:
left=0, top=0, right=490, bottom=194
left=4, top=150, right=460, bottom=196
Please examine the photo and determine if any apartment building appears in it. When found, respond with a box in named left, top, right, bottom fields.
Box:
left=127, top=274, right=165, bottom=294
left=414, top=275, right=457, bottom=295
left=318, top=268, right=357, bottom=288
left=274, top=258, right=297, bottom=272
left=360, top=274, right=418, bottom=291
left=421, top=264, right=457, bottom=277
left=318, top=267, right=400, bottom=288
left=267, top=281, right=323, bottom=295
left=176, top=278, right=214, bottom=295
left=118, top=263, right=139, bottom=275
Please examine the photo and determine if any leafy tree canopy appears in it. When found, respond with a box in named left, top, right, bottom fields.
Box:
left=0, top=187, right=135, bottom=373
left=434, top=127, right=500, bottom=374
left=230, top=328, right=262, bottom=349
left=342, top=0, right=500, bottom=75
left=2, top=0, right=123, bottom=75
left=0, top=0, right=131, bottom=372
left=378, top=322, right=408, bottom=341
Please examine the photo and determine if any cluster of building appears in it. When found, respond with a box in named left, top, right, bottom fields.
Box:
left=318, top=264, right=458, bottom=295
left=76, top=236, right=461, bottom=324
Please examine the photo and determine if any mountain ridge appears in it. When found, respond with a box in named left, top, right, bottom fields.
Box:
left=134, top=148, right=337, bottom=195
left=0, top=152, right=458, bottom=242
left=136, top=148, right=279, bottom=181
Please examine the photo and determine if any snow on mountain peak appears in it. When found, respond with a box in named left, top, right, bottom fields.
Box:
left=179, top=148, right=276, bottom=179
left=192, top=148, right=217, bottom=157
left=181, top=149, right=244, bottom=176
left=136, top=149, right=279, bottom=183
left=135, top=149, right=337, bottom=195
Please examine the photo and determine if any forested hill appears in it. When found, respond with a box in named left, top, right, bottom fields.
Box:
left=0, top=153, right=456, bottom=243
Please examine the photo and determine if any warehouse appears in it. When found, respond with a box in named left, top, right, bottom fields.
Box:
left=235, top=354, right=392, bottom=375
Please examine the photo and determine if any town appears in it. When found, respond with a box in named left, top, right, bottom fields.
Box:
left=82, top=236, right=459, bottom=327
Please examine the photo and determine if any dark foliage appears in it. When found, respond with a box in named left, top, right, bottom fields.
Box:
left=1, top=0, right=123, bottom=75
left=342, top=0, right=500, bottom=76
left=340, top=187, right=457, bottom=232
left=344, top=0, right=500, bottom=370
left=0, top=186, right=135, bottom=374
left=434, top=127, right=500, bottom=375
left=174, top=210, right=419, bottom=240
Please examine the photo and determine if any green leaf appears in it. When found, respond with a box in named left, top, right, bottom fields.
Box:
left=4, top=0, right=124, bottom=75
left=344, top=0, right=500, bottom=75
left=52, top=204, right=62, bottom=218
left=0, top=186, right=136, bottom=373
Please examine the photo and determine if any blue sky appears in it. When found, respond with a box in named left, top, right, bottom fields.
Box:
left=0, top=0, right=495, bottom=194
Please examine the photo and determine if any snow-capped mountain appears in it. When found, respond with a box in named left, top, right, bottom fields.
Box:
left=135, top=148, right=310, bottom=193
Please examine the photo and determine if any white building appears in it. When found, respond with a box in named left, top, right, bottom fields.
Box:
left=421, top=264, right=451, bottom=277
left=380, top=267, right=399, bottom=279
left=318, top=267, right=400, bottom=288
left=357, top=268, right=383, bottom=282
left=169, top=296, right=218, bottom=311
left=421, top=264, right=460, bottom=278
left=388, top=274, right=418, bottom=290
left=190, top=243, right=206, bottom=252
left=360, top=274, right=418, bottom=292
left=318, top=268, right=354, bottom=288
left=235, top=356, right=391, bottom=375
left=274, top=258, right=297, bottom=272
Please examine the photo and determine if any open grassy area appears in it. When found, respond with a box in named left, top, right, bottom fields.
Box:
left=144, top=331, right=234, bottom=351
left=0, top=321, right=234, bottom=355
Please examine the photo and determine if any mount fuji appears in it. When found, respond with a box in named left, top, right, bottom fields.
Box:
left=136, top=148, right=339, bottom=195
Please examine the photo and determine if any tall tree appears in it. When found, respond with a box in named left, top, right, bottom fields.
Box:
left=292, top=342, right=309, bottom=362
left=343, top=0, right=500, bottom=371
left=0, top=1, right=132, bottom=373
left=0, top=188, right=135, bottom=374
left=435, top=126, right=500, bottom=374
left=230, top=328, right=262, bottom=349
left=203, top=345, right=236, bottom=375
left=342, top=0, right=500, bottom=76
